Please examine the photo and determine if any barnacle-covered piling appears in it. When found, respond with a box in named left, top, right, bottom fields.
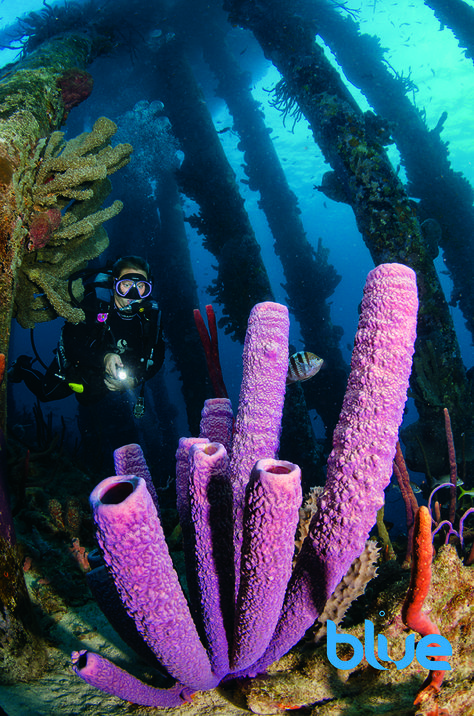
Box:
left=224, top=0, right=474, bottom=473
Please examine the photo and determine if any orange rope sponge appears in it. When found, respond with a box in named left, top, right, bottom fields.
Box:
left=402, top=505, right=446, bottom=706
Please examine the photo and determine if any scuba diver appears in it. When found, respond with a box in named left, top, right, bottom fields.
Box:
left=9, top=255, right=164, bottom=419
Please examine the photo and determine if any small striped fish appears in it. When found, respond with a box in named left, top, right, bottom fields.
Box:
left=286, top=351, right=324, bottom=384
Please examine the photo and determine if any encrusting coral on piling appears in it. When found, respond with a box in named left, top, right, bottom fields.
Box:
left=12, top=116, right=132, bottom=327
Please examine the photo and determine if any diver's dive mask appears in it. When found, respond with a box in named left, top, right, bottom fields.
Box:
left=114, top=273, right=153, bottom=301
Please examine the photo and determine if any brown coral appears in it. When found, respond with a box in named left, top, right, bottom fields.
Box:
left=13, top=117, right=132, bottom=327
left=314, top=540, right=380, bottom=642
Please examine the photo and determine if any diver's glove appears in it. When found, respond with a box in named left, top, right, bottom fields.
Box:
left=104, top=374, right=124, bottom=392
left=103, top=353, right=137, bottom=391
left=104, top=373, right=138, bottom=392
left=104, top=353, right=124, bottom=377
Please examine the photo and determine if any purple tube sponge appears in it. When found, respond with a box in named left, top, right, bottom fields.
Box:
left=71, top=650, right=188, bottom=708
left=73, top=270, right=418, bottom=705
left=175, top=436, right=210, bottom=529
left=243, top=262, right=418, bottom=675
left=113, top=442, right=160, bottom=511
left=232, top=459, right=302, bottom=672
left=199, top=397, right=234, bottom=454
left=175, top=436, right=212, bottom=627
left=229, top=301, right=290, bottom=586
left=309, top=262, right=418, bottom=598
left=188, top=442, right=233, bottom=677
left=90, top=475, right=218, bottom=692
left=230, top=301, right=289, bottom=492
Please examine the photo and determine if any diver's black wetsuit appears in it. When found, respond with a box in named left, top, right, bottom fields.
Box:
left=13, top=298, right=164, bottom=406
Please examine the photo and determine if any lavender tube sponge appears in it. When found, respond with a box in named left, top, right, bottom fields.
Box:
left=113, top=443, right=160, bottom=511
left=229, top=302, right=290, bottom=583
left=90, top=475, right=218, bottom=691
left=231, top=459, right=302, bottom=672
left=72, top=650, right=187, bottom=707
left=245, top=262, right=418, bottom=675
left=199, top=398, right=234, bottom=454
left=175, top=436, right=210, bottom=530
left=308, top=262, right=418, bottom=598
left=188, top=442, right=234, bottom=677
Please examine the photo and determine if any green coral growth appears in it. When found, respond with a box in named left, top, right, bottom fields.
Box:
left=13, top=116, right=132, bottom=327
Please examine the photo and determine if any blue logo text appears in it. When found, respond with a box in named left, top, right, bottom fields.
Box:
left=326, top=619, right=452, bottom=671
